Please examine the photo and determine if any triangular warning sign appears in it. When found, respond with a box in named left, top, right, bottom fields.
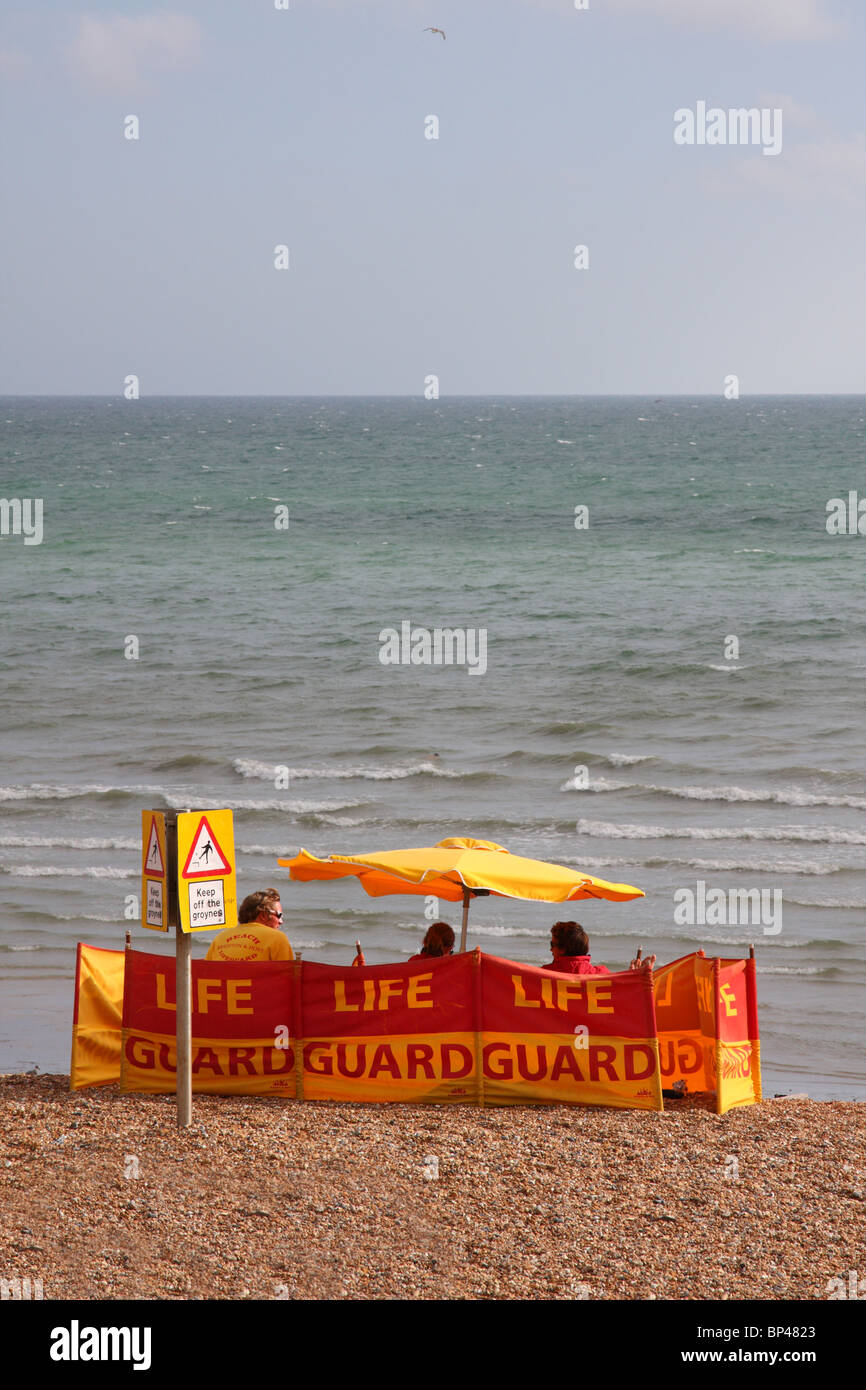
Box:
left=143, top=819, right=165, bottom=877
left=181, top=814, right=232, bottom=879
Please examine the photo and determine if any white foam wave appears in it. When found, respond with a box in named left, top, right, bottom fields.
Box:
left=236, top=843, right=293, bottom=857
left=232, top=758, right=462, bottom=782
left=560, top=776, right=631, bottom=792
left=557, top=855, right=643, bottom=871
left=563, top=777, right=866, bottom=809
left=661, top=784, right=866, bottom=810
left=163, top=794, right=363, bottom=813
left=577, top=820, right=866, bottom=846
left=53, top=913, right=122, bottom=923
left=756, top=965, right=825, bottom=976
left=465, top=924, right=548, bottom=939
left=706, top=663, right=742, bottom=671
left=605, top=753, right=655, bottom=766
left=315, top=815, right=369, bottom=828
left=2, top=865, right=136, bottom=879
left=0, top=834, right=138, bottom=851
left=0, top=782, right=166, bottom=803
left=650, top=857, right=839, bottom=876
left=784, top=898, right=866, bottom=910
left=652, top=930, right=800, bottom=948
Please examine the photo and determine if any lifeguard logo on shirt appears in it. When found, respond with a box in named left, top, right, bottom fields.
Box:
left=210, top=930, right=273, bottom=962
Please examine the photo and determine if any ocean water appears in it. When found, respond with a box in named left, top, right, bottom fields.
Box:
left=1, top=396, right=864, bottom=1099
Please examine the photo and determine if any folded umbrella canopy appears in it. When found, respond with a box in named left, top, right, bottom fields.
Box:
left=278, top=836, right=644, bottom=951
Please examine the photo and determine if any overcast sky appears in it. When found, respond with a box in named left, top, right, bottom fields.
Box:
left=1, top=0, right=863, bottom=394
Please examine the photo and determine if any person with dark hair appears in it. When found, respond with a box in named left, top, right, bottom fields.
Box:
left=409, top=921, right=455, bottom=962
left=206, top=888, right=293, bottom=962
left=350, top=920, right=455, bottom=967
left=543, top=920, right=610, bottom=976
left=543, top=922, right=656, bottom=975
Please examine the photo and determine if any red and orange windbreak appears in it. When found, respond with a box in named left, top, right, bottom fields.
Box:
left=653, top=951, right=761, bottom=1115
left=301, top=953, right=479, bottom=1103
left=72, top=943, right=760, bottom=1114
left=120, top=949, right=295, bottom=1096
left=480, top=954, right=661, bottom=1109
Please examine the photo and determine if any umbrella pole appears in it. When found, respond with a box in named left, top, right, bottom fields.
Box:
left=460, top=887, right=471, bottom=953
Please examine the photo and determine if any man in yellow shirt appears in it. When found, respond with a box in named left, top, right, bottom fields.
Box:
left=206, top=888, right=294, bottom=962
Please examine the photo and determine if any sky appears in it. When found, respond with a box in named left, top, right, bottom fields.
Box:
left=0, top=0, right=864, bottom=394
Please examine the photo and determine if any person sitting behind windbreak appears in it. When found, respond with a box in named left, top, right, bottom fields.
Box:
left=351, top=920, right=455, bottom=967
left=409, top=921, right=455, bottom=962
left=543, top=921, right=655, bottom=975
left=206, top=889, right=294, bottom=962
left=543, top=921, right=609, bottom=975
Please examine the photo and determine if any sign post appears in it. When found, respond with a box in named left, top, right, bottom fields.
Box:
left=167, top=813, right=192, bottom=1129
left=140, top=807, right=237, bottom=1129
left=175, top=809, right=236, bottom=1128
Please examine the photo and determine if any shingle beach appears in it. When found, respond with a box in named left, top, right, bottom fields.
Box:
left=2, top=1074, right=862, bottom=1301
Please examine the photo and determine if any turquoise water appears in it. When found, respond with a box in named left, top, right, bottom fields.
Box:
left=1, top=396, right=864, bottom=1097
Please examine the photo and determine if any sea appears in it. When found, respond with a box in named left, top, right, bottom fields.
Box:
left=1, top=395, right=864, bottom=1099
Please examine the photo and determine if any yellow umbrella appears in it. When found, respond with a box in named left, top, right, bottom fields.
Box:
left=278, top=836, right=644, bottom=951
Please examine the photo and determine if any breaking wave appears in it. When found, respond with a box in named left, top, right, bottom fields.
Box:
left=232, top=758, right=474, bottom=782
left=576, top=820, right=866, bottom=846
left=0, top=865, right=136, bottom=879
left=561, top=777, right=866, bottom=809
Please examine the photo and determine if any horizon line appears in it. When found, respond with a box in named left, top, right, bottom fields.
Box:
left=2, top=392, right=864, bottom=401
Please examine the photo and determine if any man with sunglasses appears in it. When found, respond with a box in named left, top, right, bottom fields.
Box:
left=205, top=888, right=294, bottom=962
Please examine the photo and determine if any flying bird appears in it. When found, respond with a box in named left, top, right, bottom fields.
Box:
left=423, top=27, right=446, bottom=40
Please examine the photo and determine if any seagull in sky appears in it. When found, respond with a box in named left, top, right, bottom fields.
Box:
left=423, top=27, right=446, bottom=40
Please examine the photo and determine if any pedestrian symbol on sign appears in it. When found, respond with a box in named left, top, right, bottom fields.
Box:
left=181, top=815, right=231, bottom=879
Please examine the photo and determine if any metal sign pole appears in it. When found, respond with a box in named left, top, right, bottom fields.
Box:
left=165, top=811, right=192, bottom=1129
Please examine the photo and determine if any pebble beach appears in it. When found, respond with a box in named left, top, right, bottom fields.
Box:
left=2, top=1074, right=863, bottom=1301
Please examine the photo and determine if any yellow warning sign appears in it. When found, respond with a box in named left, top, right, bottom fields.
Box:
left=141, top=810, right=168, bottom=932
left=177, top=809, right=237, bottom=934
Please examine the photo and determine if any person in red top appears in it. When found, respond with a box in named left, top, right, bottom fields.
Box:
left=543, top=920, right=610, bottom=975
left=543, top=921, right=655, bottom=974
